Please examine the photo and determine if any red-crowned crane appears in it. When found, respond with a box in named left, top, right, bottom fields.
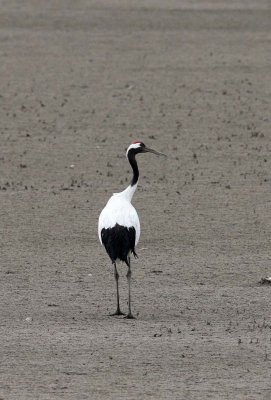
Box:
left=98, top=141, right=165, bottom=319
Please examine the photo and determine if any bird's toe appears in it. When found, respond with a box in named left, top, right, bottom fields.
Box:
left=124, top=313, right=136, bottom=320
left=109, top=310, right=126, bottom=317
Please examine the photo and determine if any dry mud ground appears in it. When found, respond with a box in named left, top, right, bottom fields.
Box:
left=1, top=1, right=271, bottom=399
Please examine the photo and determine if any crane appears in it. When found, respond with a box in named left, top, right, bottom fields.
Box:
left=98, top=141, right=165, bottom=318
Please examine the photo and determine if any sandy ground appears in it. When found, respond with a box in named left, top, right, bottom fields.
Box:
left=1, top=1, right=271, bottom=399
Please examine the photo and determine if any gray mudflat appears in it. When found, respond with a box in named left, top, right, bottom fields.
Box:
left=1, top=1, right=271, bottom=399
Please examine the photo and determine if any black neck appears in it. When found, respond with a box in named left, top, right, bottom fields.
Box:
left=128, top=151, right=139, bottom=187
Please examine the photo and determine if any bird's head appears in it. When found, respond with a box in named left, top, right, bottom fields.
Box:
left=126, top=141, right=166, bottom=158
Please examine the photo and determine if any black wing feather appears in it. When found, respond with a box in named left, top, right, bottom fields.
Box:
left=101, top=223, right=137, bottom=265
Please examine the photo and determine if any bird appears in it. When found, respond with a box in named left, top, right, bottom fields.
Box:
left=98, top=141, right=166, bottom=319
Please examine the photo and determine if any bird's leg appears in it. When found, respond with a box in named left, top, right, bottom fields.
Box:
left=125, top=258, right=136, bottom=319
left=110, top=263, right=125, bottom=316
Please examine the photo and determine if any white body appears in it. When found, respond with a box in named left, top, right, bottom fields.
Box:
left=98, top=183, right=140, bottom=246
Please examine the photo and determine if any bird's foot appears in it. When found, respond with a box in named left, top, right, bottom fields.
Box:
left=124, top=313, right=136, bottom=320
left=109, top=309, right=125, bottom=317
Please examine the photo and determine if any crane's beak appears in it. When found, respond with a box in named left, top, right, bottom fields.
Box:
left=144, top=146, right=167, bottom=157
